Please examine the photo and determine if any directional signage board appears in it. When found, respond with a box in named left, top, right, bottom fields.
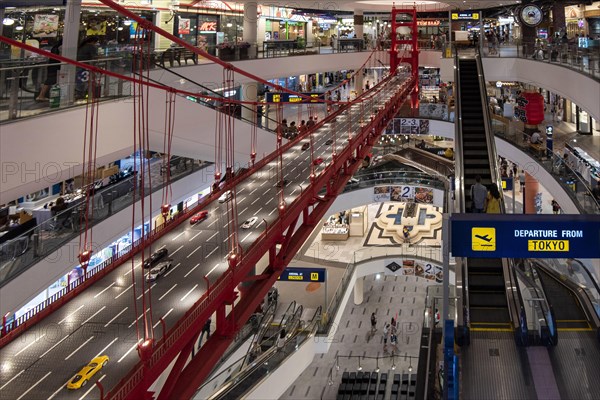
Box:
left=279, top=267, right=326, bottom=283
left=451, top=214, right=600, bottom=258
left=265, top=92, right=325, bottom=103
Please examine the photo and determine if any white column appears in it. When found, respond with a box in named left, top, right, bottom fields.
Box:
left=60, top=0, right=82, bottom=105
left=354, top=277, right=364, bottom=305
left=354, top=9, right=365, bottom=96
left=243, top=2, right=258, bottom=58
left=354, top=9, right=364, bottom=40
left=241, top=82, right=258, bottom=124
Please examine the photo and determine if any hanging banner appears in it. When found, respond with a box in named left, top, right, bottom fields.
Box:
left=32, top=14, right=59, bottom=37
left=86, top=20, right=107, bottom=36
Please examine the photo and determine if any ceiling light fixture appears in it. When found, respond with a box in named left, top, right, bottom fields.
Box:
left=2, top=18, right=15, bottom=26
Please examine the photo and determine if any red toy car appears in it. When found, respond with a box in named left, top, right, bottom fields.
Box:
left=190, top=210, right=208, bottom=224
left=313, top=157, right=324, bottom=165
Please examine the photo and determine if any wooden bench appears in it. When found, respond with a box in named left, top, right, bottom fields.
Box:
left=159, top=48, right=198, bottom=68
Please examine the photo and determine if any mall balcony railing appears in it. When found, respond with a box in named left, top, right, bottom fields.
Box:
left=0, top=55, right=133, bottom=122
left=0, top=157, right=212, bottom=290
left=491, top=120, right=600, bottom=214
left=441, top=41, right=600, bottom=81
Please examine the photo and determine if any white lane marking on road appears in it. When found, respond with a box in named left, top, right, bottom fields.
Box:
left=187, top=244, right=203, bottom=258
left=222, top=223, right=228, bottom=229
left=206, top=263, right=220, bottom=277
left=189, top=231, right=203, bottom=242
left=262, top=188, right=270, bottom=196
left=291, top=188, right=298, bottom=195
left=153, top=308, right=174, bottom=329
left=208, top=220, right=217, bottom=228
left=123, top=263, right=139, bottom=276
left=164, top=262, right=181, bottom=278
left=14, top=333, right=47, bottom=357
left=224, top=233, right=234, bottom=243
left=81, top=306, right=106, bottom=326
left=291, top=167, right=297, bottom=172
left=240, top=207, right=249, bottom=214
left=16, top=371, right=51, bottom=400
left=205, top=247, right=218, bottom=259
left=180, top=284, right=199, bottom=302
left=58, top=305, right=85, bottom=325
left=171, top=231, right=185, bottom=241
left=78, top=374, right=106, bottom=400
left=207, top=232, right=218, bottom=241
left=184, top=263, right=201, bottom=278
left=93, top=282, right=116, bottom=299
left=47, top=382, right=65, bottom=400
left=136, top=284, right=156, bottom=300
left=253, top=207, right=263, bottom=216
left=158, top=284, right=177, bottom=301
left=251, top=198, right=260, bottom=205
left=266, top=198, right=273, bottom=205
left=115, top=283, right=134, bottom=299
left=241, top=232, right=252, bottom=243
left=95, top=337, right=119, bottom=359
left=238, top=187, right=246, bottom=194
left=269, top=208, right=277, bottom=216
left=39, top=335, right=69, bottom=359
left=249, top=188, right=258, bottom=195
left=64, top=336, right=95, bottom=360
left=104, top=307, right=128, bottom=328
left=0, top=369, right=24, bottom=391
left=260, top=180, right=267, bottom=187
left=238, top=197, right=246, bottom=204
left=170, top=245, right=184, bottom=256
left=118, top=340, right=142, bottom=363
left=128, top=308, right=150, bottom=329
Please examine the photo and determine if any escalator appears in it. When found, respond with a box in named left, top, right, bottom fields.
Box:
left=456, top=58, right=517, bottom=334
left=537, top=268, right=591, bottom=331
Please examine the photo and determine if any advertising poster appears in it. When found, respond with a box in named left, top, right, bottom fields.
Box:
left=32, top=14, right=59, bottom=38
left=390, top=186, right=415, bottom=202
left=394, top=260, right=443, bottom=283
left=373, top=186, right=391, bottom=202
left=86, top=20, right=107, bottom=36
left=178, top=18, right=191, bottom=35
left=414, top=187, right=434, bottom=203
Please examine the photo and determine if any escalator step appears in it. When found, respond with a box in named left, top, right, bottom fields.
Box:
left=468, top=274, right=505, bottom=289
left=470, top=292, right=508, bottom=307
left=470, top=307, right=511, bottom=325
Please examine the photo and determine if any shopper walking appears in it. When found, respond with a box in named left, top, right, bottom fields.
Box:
left=470, top=175, right=488, bottom=213
left=370, top=312, right=377, bottom=333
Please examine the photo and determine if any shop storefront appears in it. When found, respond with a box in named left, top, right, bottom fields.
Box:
left=174, top=13, right=219, bottom=55
left=0, top=5, right=155, bottom=59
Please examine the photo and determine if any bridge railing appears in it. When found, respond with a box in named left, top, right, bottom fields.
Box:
left=106, top=73, right=415, bottom=400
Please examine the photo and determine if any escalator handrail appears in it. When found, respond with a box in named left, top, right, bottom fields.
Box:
left=534, top=259, right=600, bottom=327
left=519, top=261, right=558, bottom=342
left=474, top=50, right=526, bottom=335
left=241, top=299, right=278, bottom=368
left=207, top=306, right=322, bottom=400
left=135, top=65, right=279, bottom=133
left=453, top=51, right=468, bottom=330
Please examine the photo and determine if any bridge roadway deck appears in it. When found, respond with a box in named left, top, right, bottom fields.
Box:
left=0, top=75, right=409, bottom=399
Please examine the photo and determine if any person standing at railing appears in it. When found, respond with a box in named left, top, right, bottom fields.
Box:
left=36, top=40, right=62, bottom=102
left=551, top=199, right=561, bottom=214
left=75, top=36, right=99, bottom=100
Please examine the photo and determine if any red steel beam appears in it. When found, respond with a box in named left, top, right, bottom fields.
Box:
left=106, top=76, right=415, bottom=400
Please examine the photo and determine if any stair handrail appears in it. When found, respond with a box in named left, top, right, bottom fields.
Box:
left=205, top=306, right=321, bottom=400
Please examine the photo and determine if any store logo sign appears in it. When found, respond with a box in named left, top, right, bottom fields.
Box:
left=199, top=21, right=217, bottom=32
